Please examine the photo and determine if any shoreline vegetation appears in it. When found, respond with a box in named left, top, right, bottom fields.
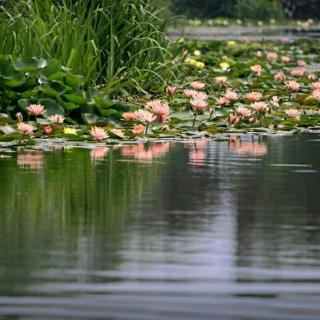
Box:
left=0, top=1, right=320, bottom=152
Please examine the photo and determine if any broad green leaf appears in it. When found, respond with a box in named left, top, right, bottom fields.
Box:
left=63, top=94, right=86, bottom=104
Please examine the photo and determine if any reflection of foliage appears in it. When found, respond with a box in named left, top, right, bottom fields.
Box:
left=0, top=147, right=167, bottom=290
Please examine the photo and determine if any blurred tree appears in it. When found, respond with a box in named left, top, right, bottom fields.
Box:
left=169, top=0, right=320, bottom=20
left=169, top=0, right=235, bottom=18
left=282, top=0, right=320, bottom=19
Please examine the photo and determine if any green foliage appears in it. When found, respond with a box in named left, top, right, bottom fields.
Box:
left=0, top=0, right=176, bottom=93
left=0, top=55, right=137, bottom=123
left=234, top=0, right=284, bottom=20
left=169, top=0, right=287, bottom=20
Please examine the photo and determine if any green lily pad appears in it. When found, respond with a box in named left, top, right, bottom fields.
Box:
left=13, top=57, right=47, bottom=72
left=40, top=98, right=65, bottom=117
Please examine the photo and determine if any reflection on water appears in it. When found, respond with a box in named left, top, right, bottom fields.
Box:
left=90, top=146, right=109, bottom=162
left=0, top=135, right=320, bottom=320
left=17, top=151, right=44, bottom=170
left=228, top=137, right=268, bottom=156
left=120, top=142, right=172, bottom=162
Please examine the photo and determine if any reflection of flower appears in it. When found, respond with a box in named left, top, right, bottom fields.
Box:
left=228, top=138, right=268, bottom=157
left=189, top=150, right=205, bottom=165
left=17, top=152, right=44, bottom=170
left=121, top=142, right=171, bottom=163
left=90, top=147, right=109, bottom=162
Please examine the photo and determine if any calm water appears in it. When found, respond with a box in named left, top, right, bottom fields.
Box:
left=0, top=134, right=320, bottom=320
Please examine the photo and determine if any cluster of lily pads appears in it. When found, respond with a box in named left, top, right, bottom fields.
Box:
left=1, top=38, right=320, bottom=144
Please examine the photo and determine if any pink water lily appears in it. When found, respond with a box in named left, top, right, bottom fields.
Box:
left=132, top=124, right=145, bottom=135
left=274, top=72, right=286, bottom=81
left=224, top=89, right=238, bottom=101
left=90, top=126, right=109, bottom=141
left=228, top=114, right=240, bottom=126
left=122, top=112, right=136, bottom=121
left=236, top=106, right=251, bottom=118
left=267, top=52, right=278, bottom=60
left=190, top=99, right=208, bottom=111
left=251, top=101, right=267, bottom=112
left=49, top=114, right=65, bottom=123
left=27, top=104, right=45, bottom=116
left=286, top=81, right=300, bottom=91
left=191, top=81, right=206, bottom=90
left=16, top=112, right=23, bottom=122
left=165, top=86, right=177, bottom=96
left=184, top=89, right=198, bottom=98
left=134, top=109, right=156, bottom=124
left=297, top=60, right=306, bottom=67
left=311, top=82, right=320, bottom=90
left=312, top=89, right=320, bottom=101
left=110, top=128, right=125, bottom=139
left=246, top=92, right=262, bottom=102
left=250, top=64, right=263, bottom=76
left=285, top=108, right=301, bottom=120
left=281, top=56, right=290, bottom=63
left=215, top=76, right=228, bottom=84
left=216, top=97, right=230, bottom=106
left=17, top=123, right=35, bottom=134
left=290, top=69, right=305, bottom=77
left=146, top=100, right=170, bottom=122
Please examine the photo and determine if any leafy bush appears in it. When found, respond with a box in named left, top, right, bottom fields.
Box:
left=0, top=55, right=134, bottom=123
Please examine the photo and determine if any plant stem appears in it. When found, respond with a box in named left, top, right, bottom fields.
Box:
left=192, top=113, right=197, bottom=127
left=209, top=107, right=214, bottom=121
left=18, top=133, right=25, bottom=145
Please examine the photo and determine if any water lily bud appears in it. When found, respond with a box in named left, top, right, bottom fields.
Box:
left=43, top=126, right=53, bottom=135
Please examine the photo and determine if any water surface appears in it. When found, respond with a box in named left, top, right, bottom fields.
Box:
left=0, top=134, right=319, bottom=320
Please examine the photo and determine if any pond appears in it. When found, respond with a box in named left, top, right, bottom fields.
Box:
left=0, top=134, right=320, bottom=320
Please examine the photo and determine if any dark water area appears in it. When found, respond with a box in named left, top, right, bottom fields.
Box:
left=0, top=134, right=319, bottom=320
